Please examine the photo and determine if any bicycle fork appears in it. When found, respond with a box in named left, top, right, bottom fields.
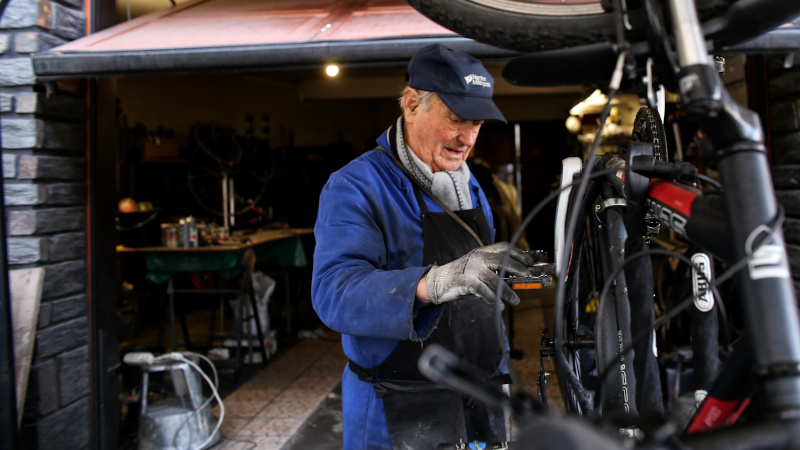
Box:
left=595, top=184, right=639, bottom=416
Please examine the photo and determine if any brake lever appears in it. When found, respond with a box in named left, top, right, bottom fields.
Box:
left=630, top=155, right=698, bottom=181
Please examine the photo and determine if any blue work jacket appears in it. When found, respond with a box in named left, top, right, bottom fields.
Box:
left=312, top=124, right=497, bottom=449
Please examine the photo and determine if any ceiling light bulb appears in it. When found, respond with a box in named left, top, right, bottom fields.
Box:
left=325, top=65, right=339, bottom=77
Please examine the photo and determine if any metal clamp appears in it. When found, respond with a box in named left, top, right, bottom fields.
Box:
left=595, top=198, right=627, bottom=214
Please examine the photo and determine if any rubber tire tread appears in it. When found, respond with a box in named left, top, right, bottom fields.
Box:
left=405, top=0, right=790, bottom=53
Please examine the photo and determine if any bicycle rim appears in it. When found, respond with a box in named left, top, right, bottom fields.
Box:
left=406, top=0, right=799, bottom=53
left=557, top=182, right=603, bottom=415
left=459, top=0, right=604, bottom=16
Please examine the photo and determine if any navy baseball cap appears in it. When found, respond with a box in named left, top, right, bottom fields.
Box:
left=407, top=44, right=507, bottom=123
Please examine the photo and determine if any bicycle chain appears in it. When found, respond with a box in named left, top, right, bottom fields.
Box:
left=630, top=106, right=667, bottom=162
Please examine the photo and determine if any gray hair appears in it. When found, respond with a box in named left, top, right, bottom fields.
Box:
left=398, top=88, right=436, bottom=112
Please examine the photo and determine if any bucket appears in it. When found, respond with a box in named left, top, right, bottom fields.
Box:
left=137, top=356, right=220, bottom=450
left=117, top=210, right=162, bottom=247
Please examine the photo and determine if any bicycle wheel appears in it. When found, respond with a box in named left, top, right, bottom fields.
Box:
left=187, top=125, right=271, bottom=217
left=406, top=0, right=800, bottom=52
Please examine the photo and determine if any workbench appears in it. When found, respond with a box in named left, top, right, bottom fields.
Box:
left=117, top=228, right=313, bottom=367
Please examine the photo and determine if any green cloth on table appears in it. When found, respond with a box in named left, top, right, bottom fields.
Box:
left=145, top=236, right=308, bottom=284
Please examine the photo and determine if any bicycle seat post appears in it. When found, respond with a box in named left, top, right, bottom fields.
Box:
left=667, top=0, right=709, bottom=68
left=666, top=0, right=726, bottom=124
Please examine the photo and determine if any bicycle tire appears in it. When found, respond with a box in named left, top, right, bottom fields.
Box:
left=405, top=0, right=800, bottom=53
left=559, top=180, right=597, bottom=415
left=559, top=177, right=634, bottom=416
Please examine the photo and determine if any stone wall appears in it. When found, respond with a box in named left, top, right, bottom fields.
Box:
left=0, top=0, right=89, bottom=447
left=769, top=53, right=800, bottom=294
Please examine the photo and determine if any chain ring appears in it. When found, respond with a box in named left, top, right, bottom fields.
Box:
left=630, top=106, right=668, bottom=162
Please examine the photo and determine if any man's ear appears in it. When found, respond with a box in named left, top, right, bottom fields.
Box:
left=403, top=88, right=420, bottom=122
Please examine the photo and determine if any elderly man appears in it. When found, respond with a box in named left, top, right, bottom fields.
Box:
left=312, top=44, right=534, bottom=449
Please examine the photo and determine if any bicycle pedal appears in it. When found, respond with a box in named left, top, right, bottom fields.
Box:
left=524, top=249, right=548, bottom=264
left=506, top=275, right=552, bottom=290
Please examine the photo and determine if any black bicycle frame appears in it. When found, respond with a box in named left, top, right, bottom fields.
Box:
left=634, top=0, right=800, bottom=442
left=413, top=0, right=800, bottom=445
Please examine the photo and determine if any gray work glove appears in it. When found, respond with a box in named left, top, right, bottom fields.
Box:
left=426, top=242, right=534, bottom=307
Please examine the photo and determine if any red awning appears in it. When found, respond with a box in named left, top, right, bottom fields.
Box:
left=32, top=0, right=517, bottom=79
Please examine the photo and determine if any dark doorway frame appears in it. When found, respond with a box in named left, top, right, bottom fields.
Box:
left=88, top=0, right=122, bottom=447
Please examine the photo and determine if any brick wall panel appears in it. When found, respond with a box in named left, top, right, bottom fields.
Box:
left=4, top=183, right=43, bottom=205
left=49, top=294, right=87, bottom=322
left=0, top=57, right=34, bottom=86
left=41, top=121, right=84, bottom=151
left=2, top=0, right=92, bottom=441
left=47, top=2, right=85, bottom=40
left=0, top=92, right=12, bottom=112
left=18, top=155, right=86, bottom=180
left=37, top=0, right=51, bottom=30
left=44, top=183, right=85, bottom=205
left=35, top=397, right=89, bottom=449
left=14, top=92, right=37, bottom=112
left=0, top=118, right=83, bottom=151
left=14, top=31, right=67, bottom=54
left=789, top=244, right=800, bottom=277
left=8, top=206, right=85, bottom=235
left=769, top=66, right=800, bottom=99
left=16, top=92, right=85, bottom=119
left=1, top=117, right=38, bottom=148
left=771, top=99, right=800, bottom=134
left=770, top=53, right=800, bottom=287
left=36, top=316, right=88, bottom=357
left=41, top=259, right=87, bottom=300
left=774, top=165, right=800, bottom=190
left=8, top=210, right=36, bottom=235
left=0, top=0, right=39, bottom=28
left=785, top=217, right=800, bottom=245
left=7, top=236, right=44, bottom=264
left=776, top=191, right=800, bottom=217
left=37, top=301, right=52, bottom=328
left=46, top=232, right=85, bottom=261
left=3, top=154, right=17, bottom=178
left=22, top=359, right=58, bottom=418
left=58, top=0, right=84, bottom=10
left=773, top=132, right=800, bottom=164
left=58, top=345, right=89, bottom=404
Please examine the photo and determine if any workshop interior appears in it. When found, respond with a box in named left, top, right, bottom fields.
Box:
left=107, top=65, right=751, bottom=448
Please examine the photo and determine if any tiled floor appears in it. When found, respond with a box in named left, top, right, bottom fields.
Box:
left=206, top=286, right=561, bottom=449
left=212, top=337, right=347, bottom=449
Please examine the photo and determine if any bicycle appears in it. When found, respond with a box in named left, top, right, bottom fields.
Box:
left=409, top=0, right=800, bottom=448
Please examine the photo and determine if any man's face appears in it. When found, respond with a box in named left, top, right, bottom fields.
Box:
left=405, top=92, right=484, bottom=173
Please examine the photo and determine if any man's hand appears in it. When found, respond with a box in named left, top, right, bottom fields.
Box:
left=424, top=242, right=534, bottom=307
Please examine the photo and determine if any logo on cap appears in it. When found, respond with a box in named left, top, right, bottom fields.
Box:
left=464, top=74, right=491, bottom=88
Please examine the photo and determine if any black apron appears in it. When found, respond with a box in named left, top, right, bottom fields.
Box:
left=350, top=147, right=507, bottom=449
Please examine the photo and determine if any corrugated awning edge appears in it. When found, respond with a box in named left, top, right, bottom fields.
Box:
left=32, top=36, right=519, bottom=80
